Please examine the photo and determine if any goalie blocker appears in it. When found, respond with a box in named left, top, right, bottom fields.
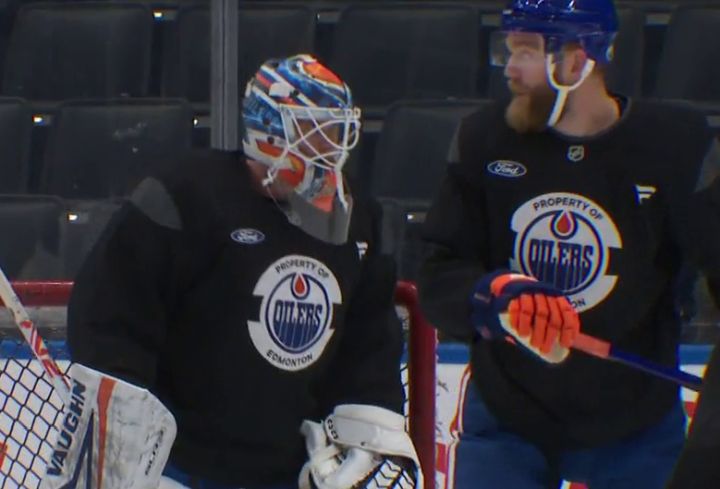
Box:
left=300, top=404, right=423, bottom=489
left=40, top=363, right=177, bottom=489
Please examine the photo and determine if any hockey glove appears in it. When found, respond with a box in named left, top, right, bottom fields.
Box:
left=299, top=405, right=422, bottom=489
left=470, top=270, right=580, bottom=363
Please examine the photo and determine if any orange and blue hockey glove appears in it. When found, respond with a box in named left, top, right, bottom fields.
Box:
left=470, top=270, right=580, bottom=363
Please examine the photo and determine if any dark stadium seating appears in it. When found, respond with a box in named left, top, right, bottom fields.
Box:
left=60, top=198, right=122, bottom=278
left=378, top=197, right=432, bottom=280
left=162, top=3, right=316, bottom=103
left=329, top=4, right=480, bottom=111
left=40, top=99, right=193, bottom=199
left=370, top=99, right=491, bottom=200
left=607, top=7, right=646, bottom=97
left=0, top=97, right=32, bottom=193
left=0, top=194, right=63, bottom=279
left=0, top=194, right=123, bottom=280
left=371, top=99, right=493, bottom=279
left=2, top=2, right=154, bottom=101
left=653, top=6, right=720, bottom=100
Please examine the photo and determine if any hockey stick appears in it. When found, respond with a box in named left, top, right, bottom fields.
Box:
left=496, top=310, right=704, bottom=391
left=0, top=266, right=71, bottom=403
left=573, top=332, right=703, bottom=392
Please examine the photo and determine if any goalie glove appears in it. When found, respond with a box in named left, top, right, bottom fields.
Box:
left=299, top=404, right=423, bottom=489
left=470, top=270, right=580, bottom=363
left=40, top=363, right=177, bottom=489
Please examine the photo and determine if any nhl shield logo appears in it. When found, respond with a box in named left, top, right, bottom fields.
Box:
left=567, top=145, right=585, bottom=162
left=248, top=255, right=342, bottom=371
left=510, top=192, right=623, bottom=312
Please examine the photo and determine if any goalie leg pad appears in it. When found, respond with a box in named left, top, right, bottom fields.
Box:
left=300, top=405, right=423, bottom=489
left=40, top=363, right=177, bottom=489
left=158, top=476, right=191, bottom=489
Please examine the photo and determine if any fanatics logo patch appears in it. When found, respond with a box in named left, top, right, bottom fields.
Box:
left=509, top=192, right=623, bottom=312
left=356, top=241, right=368, bottom=259
left=230, top=228, right=265, bottom=245
left=634, top=184, right=657, bottom=204
left=486, top=160, right=527, bottom=178
left=248, top=255, right=342, bottom=371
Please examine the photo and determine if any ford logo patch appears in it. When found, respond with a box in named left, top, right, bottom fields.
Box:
left=231, top=228, right=265, bottom=244
left=487, top=160, right=527, bottom=178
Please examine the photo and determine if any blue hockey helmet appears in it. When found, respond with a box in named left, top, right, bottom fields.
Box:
left=501, top=0, right=618, bottom=63
left=492, top=0, right=619, bottom=127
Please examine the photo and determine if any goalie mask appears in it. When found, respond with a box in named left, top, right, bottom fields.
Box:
left=242, top=54, right=361, bottom=245
left=490, top=0, right=618, bottom=126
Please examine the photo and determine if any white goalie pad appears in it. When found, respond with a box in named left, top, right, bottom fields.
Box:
left=40, top=363, right=177, bottom=489
left=158, top=477, right=191, bottom=489
left=299, top=404, right=423, bottom=489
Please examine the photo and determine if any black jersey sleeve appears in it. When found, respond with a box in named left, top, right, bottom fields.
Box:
left=691, top=139, right=720, bottom=279
left=314, top=203, right=405, bottom=415
left=666, top=340, right=720, bottom=488
left=67, top=178, right=187, bottom=388
left=417, top=122, right=490, bottom=342
left=671, top=127, right=720, bottom=304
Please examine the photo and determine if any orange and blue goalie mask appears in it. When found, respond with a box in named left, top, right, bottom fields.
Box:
left=242, top=55, right=362, bottom=244
left=275, top=105, right=360, bottom=212
left=261, top=104, right=360, bottom=245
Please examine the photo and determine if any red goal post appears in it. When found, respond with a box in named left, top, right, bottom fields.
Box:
left=0, top=280, right=438, bottom=489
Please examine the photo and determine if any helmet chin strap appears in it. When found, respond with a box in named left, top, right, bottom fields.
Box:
left=261, top=165, right=279, bottom=187
left=335, top=177, right=349, bottom=211
left=545, top=54, right=596, bottom=127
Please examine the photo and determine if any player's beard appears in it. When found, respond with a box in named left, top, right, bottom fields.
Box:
left=505, top=80, right=557, bottom=134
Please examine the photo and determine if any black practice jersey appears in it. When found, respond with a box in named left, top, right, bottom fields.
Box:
left=419, top=98, right=720, bottom=450
left=67, top=149, right=404, bottom=486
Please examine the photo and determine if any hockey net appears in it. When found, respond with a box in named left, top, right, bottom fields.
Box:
left=0, top=280, right=438, bottom=489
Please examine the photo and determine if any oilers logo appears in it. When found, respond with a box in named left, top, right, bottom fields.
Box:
left=249, top=255, right=342, bottom=371
left=510, top=192, right=623, bottom=312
